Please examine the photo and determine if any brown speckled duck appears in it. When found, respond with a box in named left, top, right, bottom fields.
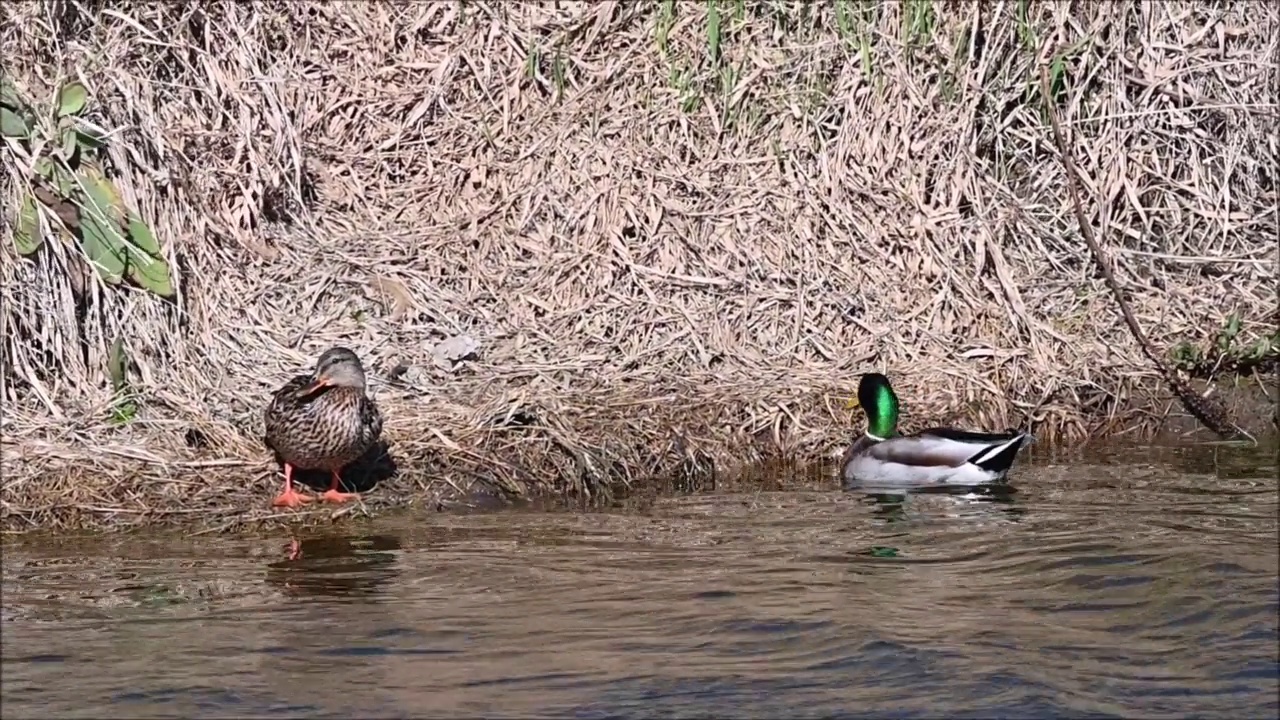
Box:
left=263, top=347, right=383, bottom=508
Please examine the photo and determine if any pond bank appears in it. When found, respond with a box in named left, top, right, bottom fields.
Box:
left=2, top=3, right=1275, bottom=535
left=3, top=373, right=1273, bottom=535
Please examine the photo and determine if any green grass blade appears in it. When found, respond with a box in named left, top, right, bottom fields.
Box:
left=707, top=0, right=721, bottom=65
left=108, top=336, right=128, bottom=394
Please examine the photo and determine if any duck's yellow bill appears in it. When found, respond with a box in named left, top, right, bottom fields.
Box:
left=844, top=397, right=860, bottom=410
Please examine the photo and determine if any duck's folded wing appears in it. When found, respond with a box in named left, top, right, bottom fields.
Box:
left=269, top=374, right=313, bottom=404
left=914, top=427, right=1024, bottom=443
left=865, top=437, right=974, bottom=468
left=264, top=374, right=315, bottom=441
left=359, top=396, right=384, bottom=440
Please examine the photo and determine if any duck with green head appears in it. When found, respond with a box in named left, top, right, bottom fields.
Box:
left=841, top=373, right=1033, bottom=488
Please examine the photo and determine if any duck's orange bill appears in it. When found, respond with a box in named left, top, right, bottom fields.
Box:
left=294, top=378, right=331, bottom=399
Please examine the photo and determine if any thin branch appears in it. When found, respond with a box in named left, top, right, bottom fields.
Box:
left=1037, top=64, right=1238, bottom=439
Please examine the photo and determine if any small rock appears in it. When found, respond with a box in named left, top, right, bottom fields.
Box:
left=431, top=334, right=479, bottom=369
left=400, top=365, right=433, bottom=387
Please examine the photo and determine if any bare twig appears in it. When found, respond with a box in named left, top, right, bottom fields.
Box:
left=1037, top=65, right=1237, bottom=439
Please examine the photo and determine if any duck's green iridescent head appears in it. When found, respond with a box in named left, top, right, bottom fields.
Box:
left=856, top=372, right=899, bottom=440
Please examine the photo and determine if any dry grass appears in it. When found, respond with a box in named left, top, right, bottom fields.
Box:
left=1, top=1, right=1276, bottom=533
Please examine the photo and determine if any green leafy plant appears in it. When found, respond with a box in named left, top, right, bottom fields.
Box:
left=1170, top=313, right=1279, bottom=374
left=1170, top=340, right=1204, bottom=372
left=2, top=76, right=174, bottom=298
left=1216, top=311, right=1242, bottom=355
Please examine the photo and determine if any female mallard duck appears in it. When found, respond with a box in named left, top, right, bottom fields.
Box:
left=263, top=347, right=383, bottom=508
left=841, top=373, right=1032, bottom=488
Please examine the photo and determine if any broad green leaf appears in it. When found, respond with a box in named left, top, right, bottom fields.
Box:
left=60, top=126, right=79, bottom=164
left=52, top=164, right=75, bottom=196
left=125, top=248, right=175, bottom=298
left=126, top=211, right=162, bottom=256
left=1, top=77, right=22, bottom=108
left=79, top=166, right=174, bottom=296
left=80, top=166, right=125, bottom=224
left=34, top=156, right=54, bottom=180
left=1, top=106, right=29, bottom=138
left=78, top=173, right=128, bottom=283
left=57, top=81, right=88, bottom=117
left=126, top=211, right=175, bottom=297
left=76, top=123, right=107, bottom=150
left=14, top=195, right=43, bottom=255
left=81, top=212, right=127, bottom=283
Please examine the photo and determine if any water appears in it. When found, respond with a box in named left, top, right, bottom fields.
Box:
left=3, top=443, right=1277, bottom=719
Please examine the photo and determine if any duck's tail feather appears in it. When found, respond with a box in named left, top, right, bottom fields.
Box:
left=964, top=433, right=1029, bottom=473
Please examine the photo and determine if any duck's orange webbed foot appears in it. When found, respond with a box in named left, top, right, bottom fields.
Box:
left=272, top=488, right=313, bottom=508
left=320, top=472, right=360, bottom=504
left=271, top=464, right=314, bottom=508
left=320, top=489, right=360, bottom=504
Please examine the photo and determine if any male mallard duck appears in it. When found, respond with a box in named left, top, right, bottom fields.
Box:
left=841, top=373, right=1032, bottom=488
left=263, top=346, right=383, bottom=508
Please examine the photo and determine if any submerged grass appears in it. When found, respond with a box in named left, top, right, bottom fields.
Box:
left=1, top=2, right=1276, bottom=533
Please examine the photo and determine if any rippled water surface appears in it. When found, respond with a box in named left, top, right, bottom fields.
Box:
left=3, top=442, right=1278, bottom=719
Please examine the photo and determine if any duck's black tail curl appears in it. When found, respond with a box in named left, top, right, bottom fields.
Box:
left=965, top=434, right=1029, bottom=473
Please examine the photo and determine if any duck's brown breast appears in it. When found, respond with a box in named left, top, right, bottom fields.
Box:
left=265, top=387, right=382, bottom=472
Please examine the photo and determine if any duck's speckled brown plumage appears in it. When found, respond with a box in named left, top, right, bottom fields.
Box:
left=263, top=352, right=383, bottom=475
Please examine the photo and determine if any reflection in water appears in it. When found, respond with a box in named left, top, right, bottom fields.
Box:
left=861, top=484, right=1024, bottom=524
left=1, top=441, right=1277, bottom=719
left=266, top=534, right=404, bottom=599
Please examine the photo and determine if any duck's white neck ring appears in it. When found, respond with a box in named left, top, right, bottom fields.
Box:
left=864, top=432, right=887, bottom=442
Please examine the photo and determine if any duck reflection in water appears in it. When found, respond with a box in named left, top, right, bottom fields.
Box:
left=861, top=484, right=1024, bottom=524
left=267, top=533, right=404, bottom=601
